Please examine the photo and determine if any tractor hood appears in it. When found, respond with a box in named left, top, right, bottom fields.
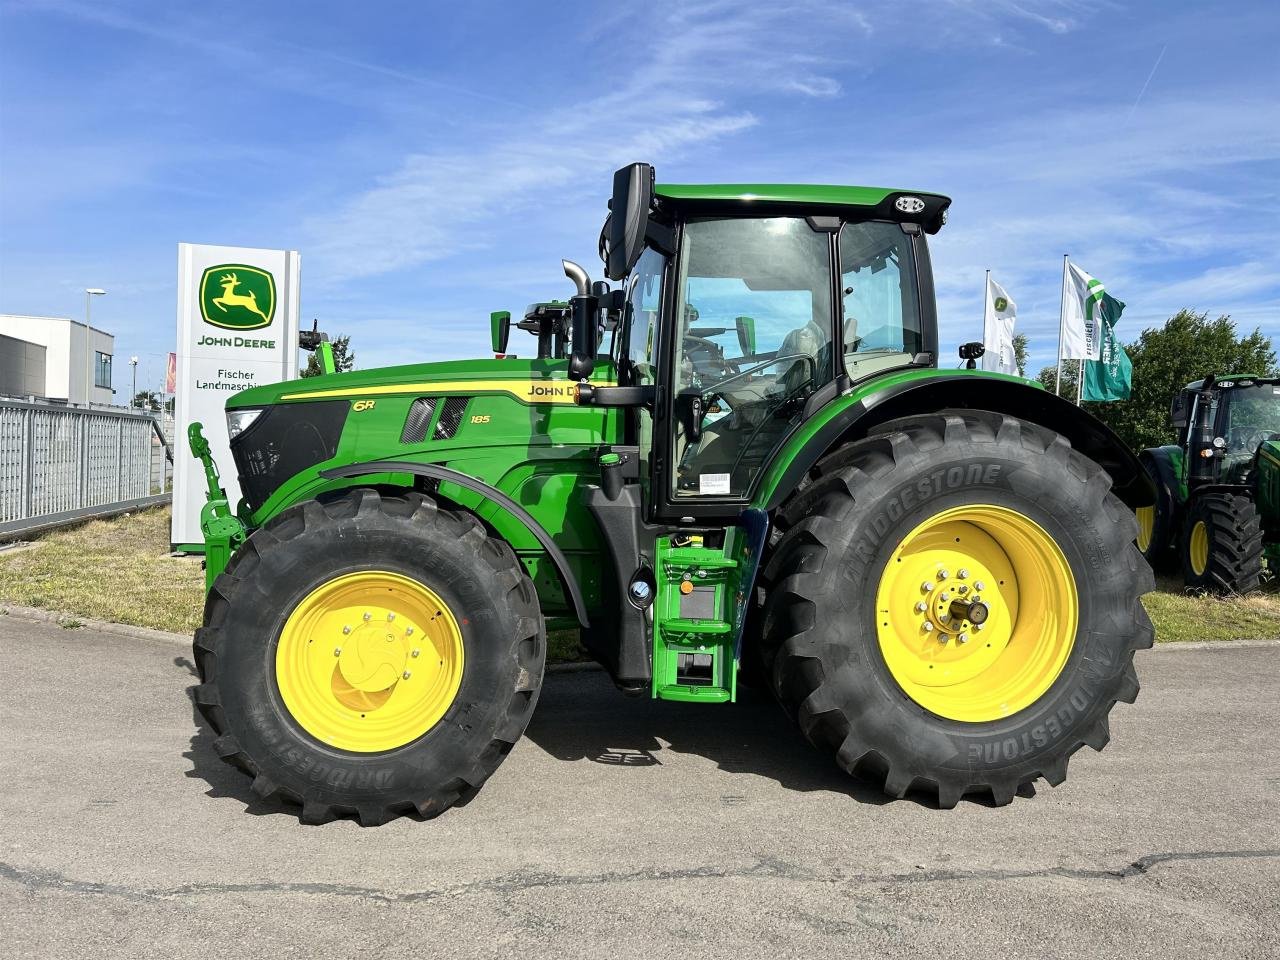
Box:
left=226, top=356, right=612, bottom=410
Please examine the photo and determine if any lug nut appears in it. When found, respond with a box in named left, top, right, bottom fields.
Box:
left=402, top=670, right=412, bottom=680
left=922, top=581, right=934, bottom=593
left=405, top=626, right=414, bottom=636
left=974, top=623, right=985, bottom=632
left=974, top=581, right=986, bottom=591
left=387, top=613, right=395, bottom=621
left=410, top=648, right=420, bottom=658
left=342, top=625, right=352, bottom=635
left=938, top=592, right=951, bottom=603
left=958, top=633, right=969, bottom=644
left=957, top=584, right=968, bottom=594
left=957, top=569, right=969, bottom=579
left=363, top=612, right=372, bottom=621
left=333, top=647, right=342, bottom=657
left=938, top=569, right=949, bottom=580
left=938, top=634, right=949, bottom=644
left=922, top=622, right=934, bottom=632
left=915, top=601, right=927, bottom=613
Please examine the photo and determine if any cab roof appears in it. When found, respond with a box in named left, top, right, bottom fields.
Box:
left=654, top=182, right=952, bottom=233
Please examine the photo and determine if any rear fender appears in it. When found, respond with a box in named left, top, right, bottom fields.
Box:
left=754, top=372, right=1155, bottom=511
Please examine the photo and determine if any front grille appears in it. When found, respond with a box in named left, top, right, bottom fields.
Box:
left=434, top=396, right=469, bottom=440
left=230, top=400, right=349, bottom=513
left=400, top=397, right=437, bottom=444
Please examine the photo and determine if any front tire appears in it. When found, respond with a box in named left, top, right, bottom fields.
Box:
left=759, top=411, right=1153, bottom=807
left=192, top=488, right=545, bottom=825
left=1181, top=492, right=1263, bottom=594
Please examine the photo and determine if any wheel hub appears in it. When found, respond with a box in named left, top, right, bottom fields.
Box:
left=876, top=505, right=1078, bottom=722
left=275, top=571, right=464, bottom=752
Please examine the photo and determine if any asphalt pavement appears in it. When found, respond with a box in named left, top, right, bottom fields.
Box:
left=0, top=613, right=1277, bottom=959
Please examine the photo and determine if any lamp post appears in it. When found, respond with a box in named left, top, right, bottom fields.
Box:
left=84, top=288, right=106, bottom=408
left=130, top=356, right=139, bottom=408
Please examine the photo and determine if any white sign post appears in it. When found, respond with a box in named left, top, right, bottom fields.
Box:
left=173, top=243, right=301, bottom=550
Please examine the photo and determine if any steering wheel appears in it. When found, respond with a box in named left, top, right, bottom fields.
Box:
left=682, top=334, right=737, bottom=383
left=1233, top=427, right=1272, bottom=452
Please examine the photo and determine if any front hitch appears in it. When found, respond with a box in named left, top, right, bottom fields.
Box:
left=187, top=422, right=246, bottom=592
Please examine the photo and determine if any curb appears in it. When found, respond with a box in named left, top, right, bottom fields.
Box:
left=0, top=603, right=191, bottom=647
left=0, top=603, right=605, bottom=671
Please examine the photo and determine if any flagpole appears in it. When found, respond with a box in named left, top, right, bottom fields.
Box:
left=1055, top=254, right=1068, bottom=396
left=983, top=269, right=990, bottom=368
left=1077, top=358, right=1084, bottom=405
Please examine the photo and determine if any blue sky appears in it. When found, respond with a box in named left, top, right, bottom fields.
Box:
left=1, top=0, right=1277, bottom=396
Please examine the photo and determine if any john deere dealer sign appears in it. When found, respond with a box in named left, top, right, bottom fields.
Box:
left=173, top=244, right=300, bottom=550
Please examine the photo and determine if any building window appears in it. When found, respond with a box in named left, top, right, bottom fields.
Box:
left=94, top=352, right=112, bottom=389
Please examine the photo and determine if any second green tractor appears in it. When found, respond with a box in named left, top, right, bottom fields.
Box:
left=1138, top=374, right=1280, bottom=592
left=189, top=164, right=1155, bottom=825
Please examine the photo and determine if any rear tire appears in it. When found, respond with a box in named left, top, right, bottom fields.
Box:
left=759, top=411, right=1153, bottom=807
left=1181, top=492, right=1263, bottom=594
left=192, top=488, right=545, bottom=825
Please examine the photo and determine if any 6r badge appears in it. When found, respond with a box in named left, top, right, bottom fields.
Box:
left=199, top=264, right=276, bottom=330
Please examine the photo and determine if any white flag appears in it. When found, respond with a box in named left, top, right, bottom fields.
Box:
left=1060, top=262, right=1107, bottom=360
left=981, top=275, right=1017, bottom=374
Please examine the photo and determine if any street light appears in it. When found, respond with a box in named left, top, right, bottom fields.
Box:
left=130, top=356, right=139, bottom=408
left=84, top=288, right=106, bottom=408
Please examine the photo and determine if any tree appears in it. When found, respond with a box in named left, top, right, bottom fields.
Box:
left=1036, top=360, right=1079, bottom=399
left=132, top=390, right=160, bottom=412
left=1012, top=332, right=1029, bottom=378
left=1088, top=310, right=1275, bottom=452
left=301, top=334, right=356, bottom=377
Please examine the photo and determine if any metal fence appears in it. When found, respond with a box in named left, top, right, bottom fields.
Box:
left=0, top=398, right=173, bottom=539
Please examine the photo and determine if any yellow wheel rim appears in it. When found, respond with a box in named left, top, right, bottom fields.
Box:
left=875, top=505, right=1078, bottom=723
left=1189, top=520, right=1209, bottom=576
left=1136, top=506, right=1155, bottom=552
left=275, top=571, right=464, bottom=752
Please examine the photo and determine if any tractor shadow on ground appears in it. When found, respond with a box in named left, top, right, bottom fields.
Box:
left=180, top=684, right=294, bottom=819
left=525, top=670, right=914, bottom=806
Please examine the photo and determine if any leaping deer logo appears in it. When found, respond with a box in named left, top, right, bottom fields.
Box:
left=211, top=272, right=270, bottom=323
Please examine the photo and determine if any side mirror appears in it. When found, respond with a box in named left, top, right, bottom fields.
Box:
left=490, top=311, right=511, bottom=355
left=605, top=162, right=655, bottom=281
left=1170, top=391, right=1189, bottom=430
left=735, top=316, right=757, bottom=357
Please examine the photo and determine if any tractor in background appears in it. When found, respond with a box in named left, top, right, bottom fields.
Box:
left=1138, top=374, right=1278, bottom=592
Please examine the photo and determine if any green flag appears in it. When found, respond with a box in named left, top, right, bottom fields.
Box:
left=1083, top=292, right=1131, bottom=401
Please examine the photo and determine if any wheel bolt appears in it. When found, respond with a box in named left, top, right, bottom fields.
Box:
left=958, top=633, right=969, bottom=644
left=974, top=581, right=986, bottom=591
left=974, top=623, right=985, bottom=632
left=938, top=592, right=950, bottom=603
left=342, top=625, right=351, bottom=635
left=363, top=612, right=372, bottom=621
left=922, top=621, right=934, bottom=632
left=938, top=569, right=950, bottom=580
left=333, top=647, right=342, bottom=657
left=411, top=648, right=420, bottom=658
left=405, top=626, right=414, bottom=636
left=915, top=601, right=927, bottom=613
left=957, top=584, right=968, bottom=594
left=938, top=634, right=949, bottom=644
left=402, top=670, right=412, bottom=680
left=922, top=581, right=934, bottom=593
left=957, top=568, right=969, bottom=579
left=387, top=613, right=396, bottom=622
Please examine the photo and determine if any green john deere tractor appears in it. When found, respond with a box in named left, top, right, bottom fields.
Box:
left=189, top=163, right=1155, bottom=825
left=1138, top=374, right=1278, bottom=592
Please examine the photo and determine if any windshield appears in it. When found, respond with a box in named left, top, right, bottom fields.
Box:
left=839, top=221, right=922, bottom=379
left=1220, top=382, right=1280, bottom=453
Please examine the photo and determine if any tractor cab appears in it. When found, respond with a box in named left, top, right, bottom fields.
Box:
left=1173, top=375, right=1280, bottom=486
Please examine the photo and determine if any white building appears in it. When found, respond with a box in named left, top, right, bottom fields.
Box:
left=0, top=314, right=116, bottom=406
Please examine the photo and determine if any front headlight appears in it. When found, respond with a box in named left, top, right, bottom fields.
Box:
left=226, top=408, right=263, bottom=440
